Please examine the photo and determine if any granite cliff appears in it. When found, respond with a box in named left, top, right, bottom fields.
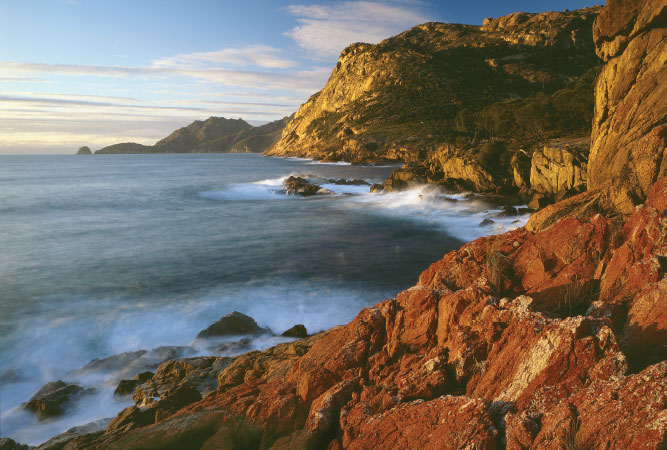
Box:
left=28, top=1, right=665, bottom=449
left=266, top=7, right=602, bottom=203
left=93, top=116, right=291, bottom=154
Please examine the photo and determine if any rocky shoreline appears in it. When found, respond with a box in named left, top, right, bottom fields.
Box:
left=6, top=0, right=664, bottom=448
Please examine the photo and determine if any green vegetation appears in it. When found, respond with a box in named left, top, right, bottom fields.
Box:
left=472, top=67, right=599, bottom=148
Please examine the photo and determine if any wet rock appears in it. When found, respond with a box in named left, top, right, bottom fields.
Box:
left=133, top=356, right=232, bottom=407
left=494, top=205, right=518, bottom=217
left=382, top=164, right=429, bottom=191
left=114, top=371, right=154, bottom=397
left=36, top=418, right=110, bottom=450
left=23, top=381, right=95, bottom=420
left=196, top=311, right=269, bottom=339
left=74, top=346, right=193, bottom=381
left=217, top=337, right=252, bottom=354
left=281, top=324, right=308, bottom=338
left=327, top=178, right=369, bottom=186
left=282, top=176, right=330, bottom=196
left=369, top=183, right=384, bottom=193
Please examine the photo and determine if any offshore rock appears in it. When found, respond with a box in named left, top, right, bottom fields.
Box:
left=281, top=324, right=308, bottom=338
left=23, top=381, right=95, bottom=420
left=282, top=176, right=331, bottom=196
left=76, top=146, right=92, bottom=155
left=196, top=311, right=269, bottom=339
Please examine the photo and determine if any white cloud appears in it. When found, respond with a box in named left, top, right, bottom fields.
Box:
left=152, top=45, right=296, bottom=69
left=0, top=61, right=329, bottom=94
left=285, top=1, right=430, bottom=59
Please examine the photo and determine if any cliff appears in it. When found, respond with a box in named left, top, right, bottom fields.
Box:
left=527, top=0, right=666, bottom=230
left=93, top=116, right=291, bottom=154
left=266, top=8, right=601, bottom=201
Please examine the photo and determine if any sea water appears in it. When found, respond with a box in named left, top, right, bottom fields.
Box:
left=0, top=153, right=527, bottom=444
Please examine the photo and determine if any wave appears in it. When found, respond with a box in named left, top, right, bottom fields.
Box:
left=0, top=279, right=389, bottom=445
left=340, top=186, right=529, bottom=242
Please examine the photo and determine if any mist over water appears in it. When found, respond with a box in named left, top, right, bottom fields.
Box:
left=0, top=154, right=527, bottom=444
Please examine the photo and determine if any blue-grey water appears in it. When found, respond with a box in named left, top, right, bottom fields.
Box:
left=0, top=154, right=527, bottom=444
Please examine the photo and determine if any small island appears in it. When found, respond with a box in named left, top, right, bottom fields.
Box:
left=76, top=146, right=92, bottom=155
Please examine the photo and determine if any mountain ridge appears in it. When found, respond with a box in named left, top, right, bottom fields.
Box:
left=90, top=115, right=292, bottom=155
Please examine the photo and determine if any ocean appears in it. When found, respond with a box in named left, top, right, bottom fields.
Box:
left=0, top=153, right=527, bottom=444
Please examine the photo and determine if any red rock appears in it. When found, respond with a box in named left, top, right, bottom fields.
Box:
left=621, top=279, right=667, bottom=370
left=342, top=396, right=497, bottom=450
left=530, top=362, right=667, bottom=450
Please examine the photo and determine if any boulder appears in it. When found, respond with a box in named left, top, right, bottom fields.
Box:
left=282, top=176, right=331, bottom=196
left=23, top=380, right=95, bottom=420
left=114, top=371, right=154, bottom=397
left=132, top=356, right=231, bottom=407
left=529, top=143, right=587, bottom=197
left=196, top=311, right=268, bottom=339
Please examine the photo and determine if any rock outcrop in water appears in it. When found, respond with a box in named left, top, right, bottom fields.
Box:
left=23, top=381, right=95, bottom=421
left=76, top=146, right=92, bottom=155
left=93, top=116, right=292, bottom=154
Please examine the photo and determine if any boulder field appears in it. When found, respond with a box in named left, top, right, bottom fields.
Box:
left=47, top=176, right=664, bottom=449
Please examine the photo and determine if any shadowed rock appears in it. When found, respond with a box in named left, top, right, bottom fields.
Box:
left=196, top=311, right=269, bottom=339
left=23, top=381, right=95, bottom=420
left=281, top=324, right=308, bottom=338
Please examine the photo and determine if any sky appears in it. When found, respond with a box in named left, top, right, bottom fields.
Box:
left=0, top=0, right=601, bottom=154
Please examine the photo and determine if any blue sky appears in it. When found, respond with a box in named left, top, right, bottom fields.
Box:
left=0, top=0, right=600, bottom=154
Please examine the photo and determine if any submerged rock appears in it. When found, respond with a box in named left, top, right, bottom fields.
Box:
left=283, top=176, right=331, bottom=196
left=196, top=311, right=269, bottom=339
left=23, top=380, right=95, bottom=420
left=327, top=178, right=370, bottom=186
left=281, top=324, right=308, bottom=338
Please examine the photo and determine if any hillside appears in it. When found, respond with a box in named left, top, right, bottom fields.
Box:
left=93, top=116, right=291, bottom=154
left=266, top=7, right=602, bottom=203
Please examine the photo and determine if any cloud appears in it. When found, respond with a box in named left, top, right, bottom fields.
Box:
left=0, top=61, right=329, bottom=94
left=285, top=1, right=430, bottom=59
left=152, top=45, right=296, bottom=69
